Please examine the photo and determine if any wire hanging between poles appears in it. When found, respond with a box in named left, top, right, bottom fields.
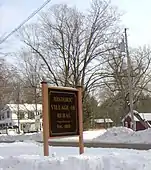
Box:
left=0, top=0, right=52, bottom=45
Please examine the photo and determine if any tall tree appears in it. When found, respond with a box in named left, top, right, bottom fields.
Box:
left=136, top=94, right=151, bottom=113
left=15, top=49, right=42, bottom=104
left=99, top=46, right=151, bottom=123
left=0, top=58, right=18, bottom=110
left=17, top=0, right=122, bottom=126
left=18, top=0, right=121, bottom=92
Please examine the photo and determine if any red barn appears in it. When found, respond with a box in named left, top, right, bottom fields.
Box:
left=122, top=110, right=151, bottom=131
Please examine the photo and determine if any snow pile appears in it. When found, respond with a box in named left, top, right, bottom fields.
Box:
left=2, top=126, right=151, bottom=144
left=93, top=126, right=151, bottom=143
left=0, top=132, right=43, bottom=142
left=99, top=126, right=134, bottom=136
left=0, top=141, right=151, bottom=169
left=0, top=153, right=151, bottom=170
left=129, top=128, right=151, bottom=144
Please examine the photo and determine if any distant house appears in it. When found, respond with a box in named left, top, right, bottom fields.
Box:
left=0, top=104, right=42, bottom=133
left=122, top=110, right=151, bottom=131
left=94, top=118, right=113, bottom=129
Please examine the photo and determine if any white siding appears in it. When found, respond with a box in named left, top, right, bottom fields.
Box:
left=11, top=111, right=18, bottom=119
left=0, top=104, right=42, bottom=129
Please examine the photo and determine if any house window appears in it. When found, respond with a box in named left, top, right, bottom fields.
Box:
left=19, top=112, right=25, bottom=120
left=20, top=124, right=24, bottom=130
left=38, top=111, right=42, bottom=115
left=125, top=122, right=128, bottom=127
left=7, top=111, right=10, bottom=118
left=40, top=113, right=42, bottom=119
left=28, top=111, right=35, bottom=119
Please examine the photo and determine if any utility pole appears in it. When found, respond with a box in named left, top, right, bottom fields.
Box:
left=34, top=86, right=38, bottom=116
left=17, top=85, right=20, bottom=134
left=124, top=28, right=134, bottom=130
left=34, top=85, right=39, bottom=132
left=34, top=66, right=38, bottom=117
left=34, top=64, right=39, bottom=131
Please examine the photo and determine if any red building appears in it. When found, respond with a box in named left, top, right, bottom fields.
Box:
left=122, top=110, right=151, bottom=131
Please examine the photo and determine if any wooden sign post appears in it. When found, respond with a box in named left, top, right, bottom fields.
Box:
left=41, top=83, right=84, bottom=156
left=41, top=81, right=49, bottom=156
left=77, top=86, right=84, bottom=154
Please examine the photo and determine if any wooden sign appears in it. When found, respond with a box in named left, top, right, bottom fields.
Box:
left=41, top=82, right=84, bottom=156
left=48, top=89, right=79, bottom=137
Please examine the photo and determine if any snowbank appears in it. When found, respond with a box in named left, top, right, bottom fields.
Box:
left=2, top=126, right=151, bottom=144
left=0, top=141, right=151, bottom=169
left=93, top=126, right=151, bottom=144
left=0, top=153, right=151, bottom=170
left=0, top=132, right=43, bottom=142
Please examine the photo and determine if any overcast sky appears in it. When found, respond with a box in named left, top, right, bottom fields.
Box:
left=1, top=0, right=151, bottom=51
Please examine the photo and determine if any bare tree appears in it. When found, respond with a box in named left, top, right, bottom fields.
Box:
left=16, top=1, right=122, bottom=126
left=0, top=58, right=18, bottom=110
left=18, top=0, right=121, bottom=95
left=100, top=46, right=151, bottom=117
left=15, top=49, right=43, bottom=104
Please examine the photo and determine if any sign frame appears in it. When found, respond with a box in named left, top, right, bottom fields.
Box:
left=41, top=82, right=84, bottom=156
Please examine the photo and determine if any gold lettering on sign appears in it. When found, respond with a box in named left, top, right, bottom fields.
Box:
left=57, top=120, right=71, bottom=123
left=70, top=105, right=75, bottom=111
left=53, top=97, right=73, bottom=103
left=57, top=124, right=63, bottom=129
left=64, top=124, right=71, bottom=129
left=51, top=104, right=61, bottom=110
left=51, top=105, right=69, bottom=111
left=50, top=92, right=76, bottom=132
left=61, top=105, right=69, bottom=110
left=57, top=113, right=62, bottom=118
left=57, top=113, right=71, bottom=119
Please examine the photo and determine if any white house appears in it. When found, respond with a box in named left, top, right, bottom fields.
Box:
left=0, top=104, right=42, bottom=132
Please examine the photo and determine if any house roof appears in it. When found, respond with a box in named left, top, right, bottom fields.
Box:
left=134, top=113, right=151, bottom=121
left=5, top=104, right=42, bottom=112
left=122, top=110, right=151, bottom=122
left=94, top=118, right=113, bottom=123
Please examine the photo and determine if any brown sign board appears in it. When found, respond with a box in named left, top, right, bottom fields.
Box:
left=48, top=88, right=79, bottom=137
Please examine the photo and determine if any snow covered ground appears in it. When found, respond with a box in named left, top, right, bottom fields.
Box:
left=1, top=126, right=151, bottom=144
left=0, top=127, right=151, bottom=169
left=0, top=129, right=106, bottom=142
left=0, top=141, right=151, bottom=170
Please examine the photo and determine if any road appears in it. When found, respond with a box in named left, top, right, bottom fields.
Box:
left=47, top=141, right=151, bottom=150
left=0, top=140, right=151, bottom=150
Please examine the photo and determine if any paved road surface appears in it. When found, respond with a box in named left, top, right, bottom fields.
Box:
left=47, top=141, right=151, bottom=150
left=0, top=140, right=151, bottom=150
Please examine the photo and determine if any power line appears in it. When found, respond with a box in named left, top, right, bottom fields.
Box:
left=0, top=0, right=51, bottom=45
